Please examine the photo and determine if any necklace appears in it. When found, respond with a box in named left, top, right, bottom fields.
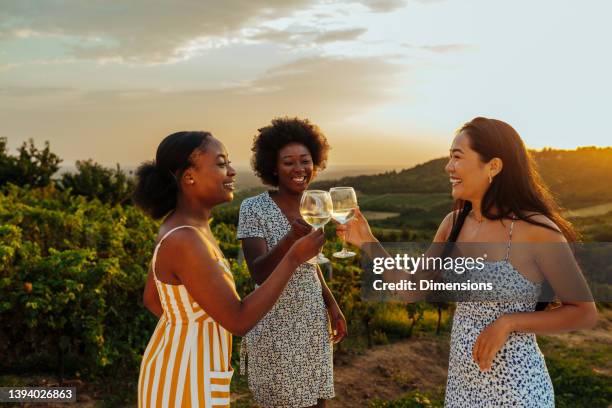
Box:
left=470, top=210, right=484, bottom=239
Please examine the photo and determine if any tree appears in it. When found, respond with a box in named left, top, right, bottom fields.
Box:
left=0, top=137, right=62, bottom=188
left=59, top=159, right=134, bottom=205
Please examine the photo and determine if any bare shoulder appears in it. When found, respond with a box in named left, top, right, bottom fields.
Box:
left=514, top=212, right=565, bottom=243
left=434, top=210, right=458, bottom=242
left=159, top=227, right=217, bottom=263
left=442, top=210, right=457, bottom=228
left=160, top=226, right=200, bottom=244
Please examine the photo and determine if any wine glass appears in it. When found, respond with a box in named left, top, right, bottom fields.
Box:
left=299, top=190, right=333, bottom=264
left=329, top=187, right=357, bottom=258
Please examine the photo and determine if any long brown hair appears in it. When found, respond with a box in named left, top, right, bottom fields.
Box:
left=447, top=117, right=577, bottom=242
left=445, top=117, right=576, bottom=310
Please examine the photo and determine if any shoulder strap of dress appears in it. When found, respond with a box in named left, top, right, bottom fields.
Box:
left=152, top=225, right=201, bottom=279
left=159, top=225, right=201, bottom=245
left=504, top=216, right=517, bottom=261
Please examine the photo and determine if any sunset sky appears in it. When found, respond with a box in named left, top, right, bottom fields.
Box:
left=1, top=0, right=610, bottom=169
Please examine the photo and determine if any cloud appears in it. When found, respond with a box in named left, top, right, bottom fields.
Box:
left=0, top=0, right=318, bottom=62
left=356, top=0, right=409, bottom=12
left=403, top=43, right=475, bottom=53
left=314, top=28, right=367, bottom=43
left=0, top=86, right=77, bottom=99
left=0, top=1, right=449, bottom=63
left=239, top=56, right=406, bottom=118
left=250, top=27, right=366, bottom=45
left=0, top=55, right=407, bottom=164
left=1, top=55, right=405, bottom=113
left=419, top=44, right=475, bottom=53
left=355, top=0, right=448, bottom=12
left=249, top=28, right=317, bottom=44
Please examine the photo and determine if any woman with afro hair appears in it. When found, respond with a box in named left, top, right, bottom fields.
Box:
left=237, top=117, right=346, bottom=407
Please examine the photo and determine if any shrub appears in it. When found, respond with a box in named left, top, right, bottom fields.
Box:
left=0, top=186, right=158, bottom=383
left=59, top=160, right=134, bottom=205
left=0, top=138, right=61, bottom=188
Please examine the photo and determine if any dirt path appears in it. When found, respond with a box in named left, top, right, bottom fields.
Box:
left=328, top=307, right=612, bottom=407
left=542, top=307, right=612, bottom=377
left=329, top=334, right=450, bottom=407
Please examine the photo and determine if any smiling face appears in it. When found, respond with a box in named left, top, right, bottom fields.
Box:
left=445, top=130, right=498, bottom=202
left=276, top=142, right=315, bottom=194
left=182, top=136, right=236, bottom=206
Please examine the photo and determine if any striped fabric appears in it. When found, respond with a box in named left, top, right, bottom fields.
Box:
left=138, top=226, right=234, bottom=408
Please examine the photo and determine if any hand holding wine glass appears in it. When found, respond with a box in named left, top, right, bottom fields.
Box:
left=287, top=218, right=313, bottom=243
left=299, top=190, right=333, bottom=264
left=289, top=228, right=326, bottom=265
left=329, top=187, right=358, bottom=258
left=335, top=207, right=377, bottom=248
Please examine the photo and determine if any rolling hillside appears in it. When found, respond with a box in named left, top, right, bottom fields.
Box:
left=312, top=147, right=612, bottom=209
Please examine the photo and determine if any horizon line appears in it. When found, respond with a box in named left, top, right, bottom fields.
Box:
left=53, top=144, right=612, bottom=170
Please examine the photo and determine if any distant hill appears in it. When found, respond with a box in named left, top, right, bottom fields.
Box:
left=313, top=158, right=448, bottom=195
left=229, top=164, right=405, bottom=190
left=312, top=147, right=612, bottom=209
left=534, top=147, right=612, bottom=208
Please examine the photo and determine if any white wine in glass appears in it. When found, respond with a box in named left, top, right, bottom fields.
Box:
left=301, top=214, right=332, bottom=229
left=330, top=208, right=355, bottom=224
left=299, top=190, right=332, bottom=264
left=330, top=187, right=357, bottom=258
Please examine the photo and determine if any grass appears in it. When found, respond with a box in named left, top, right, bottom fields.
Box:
left=370, top=390, right=445, bottom=408
left=359, top=193, right=451, bottom=213
left=230, top=370, right=256, bottom=408
left=569, top=210, right=612, bottom=241
left=538, top=335, right=612, bottom=408
left=369, top=304, right=452, bottom=339
left=362, top=211, right=401, bottom=220
left=565, top=203, right=612, bottom=218
left=371, top=304, right=415, bottom=339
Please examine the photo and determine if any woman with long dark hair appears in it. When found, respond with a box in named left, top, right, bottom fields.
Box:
left=133, top=131, right=324, bottom=407
left=337, top=117, right=597, bottom=407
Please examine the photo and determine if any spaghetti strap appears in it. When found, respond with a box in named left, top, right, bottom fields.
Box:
left=504, top=216, right=517, bottom=261
left=151, top=225, right=200, bottom=280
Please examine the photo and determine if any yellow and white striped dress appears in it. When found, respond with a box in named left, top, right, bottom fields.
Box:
left=138, top=226, right=234, bottom=408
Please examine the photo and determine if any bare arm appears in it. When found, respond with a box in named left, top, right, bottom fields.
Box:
left=163, top=228, right=324, bottom=336
left=336, top=208, right=454, bottom=302
left=241, top=219, right=311, bottom=285
left=473, top=220, right=598, bottom=371
left=500, top=301, right=597, bottom=335
left=241, top=234, right=296, bottom=285
left=496, top=226, right=597, bottom=334
left=143, top=266, right=163, bottom=318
